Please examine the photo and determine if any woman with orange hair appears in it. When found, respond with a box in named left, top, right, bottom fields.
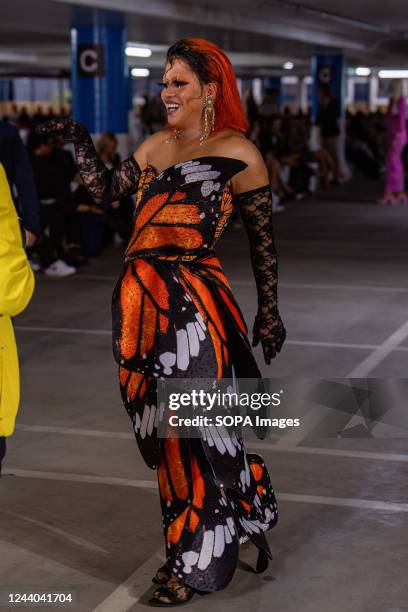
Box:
left=38, top=38, right=286, bottom=606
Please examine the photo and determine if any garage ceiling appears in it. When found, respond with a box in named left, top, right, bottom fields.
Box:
left=1, top=0, right=407, bottom=75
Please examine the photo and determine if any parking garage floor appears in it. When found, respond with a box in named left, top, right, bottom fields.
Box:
left=1, top=181, right=408, bottom=611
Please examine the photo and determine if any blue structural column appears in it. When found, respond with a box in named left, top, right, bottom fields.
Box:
left=71, top=7, right=129, bottom=155
left=0, top=79, right=12, bottom=116
left=311, top=52, right=349, bottom=178
left=263, top=76, right=282, bottom=112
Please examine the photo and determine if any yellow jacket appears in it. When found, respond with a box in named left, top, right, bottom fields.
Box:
left=0, top=162, right=35, bottom=437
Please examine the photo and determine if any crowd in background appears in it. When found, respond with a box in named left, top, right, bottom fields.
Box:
left=0, top=88, right=392, bottom=277
left=242, top=86, right=388, bottom=209
left=1, top=105, right=134, bottom=276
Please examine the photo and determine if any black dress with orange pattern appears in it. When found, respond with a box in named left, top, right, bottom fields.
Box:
left=36, top=120, right=285, bottom=594
left=114, top=157, right=280, bottom=592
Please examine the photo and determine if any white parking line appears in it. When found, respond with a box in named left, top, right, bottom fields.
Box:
left=15, top=424, right=408, bottom=463
left=287, top=342, right=408, bottom=353
left=234, top=281, right=408, bottom=293
left=278, top=493, right=408, bottom=513
left=4, top=468, right=157, bottom=490
left=347, top=319, right=408, bottom=377
left=286, top=340, right=377, bottom=350
left=271, top=404, right=333, bottom=447
left=249, top=440, right=408, bottom=463
left=0, top=509, right=108, bottom=554
left=5, top=468, right=408, bottom=513
left=90, top=485, right=408, bottom=611
left=15, top=325, right=111, bottom=336
left=52, top=274, right=408, bottom=294
left=17, top=424, right=133, bottom=438
left=286, top=282, right=408, bottom=294
left=91, top=550, right=165, bottom=612
left=13, top=326, right=408, bottom=352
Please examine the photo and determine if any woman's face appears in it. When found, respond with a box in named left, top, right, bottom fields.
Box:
left=104, top=140, right=117, bottom=156
left=160, top=58, right=212, bottom=130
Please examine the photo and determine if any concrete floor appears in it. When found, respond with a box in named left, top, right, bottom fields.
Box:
left=1, top=180, right=408, bottom=611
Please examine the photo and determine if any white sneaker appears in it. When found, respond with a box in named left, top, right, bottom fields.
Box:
left=44, top=259, right=76, bottom=277
left=272, top=193, right=285, bottom=213
left=113, top=232, right=123, bottom=246
left=273, top=203, right=285, bottom=213
left=29, top=260, right=41, bottom=272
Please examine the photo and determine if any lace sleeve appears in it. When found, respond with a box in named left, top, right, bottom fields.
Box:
left=235, top=184, right=286, bottom=363
left=36, top=119, right=141, bottom=207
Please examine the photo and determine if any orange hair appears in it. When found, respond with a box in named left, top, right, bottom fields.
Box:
left=166, top=38, right=249, bottom=135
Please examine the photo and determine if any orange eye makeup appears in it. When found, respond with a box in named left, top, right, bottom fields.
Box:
left=159, top=79, right=189, bottom=89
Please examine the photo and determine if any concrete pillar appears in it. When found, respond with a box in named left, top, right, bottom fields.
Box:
left=70, top=7, right=129, bottom=157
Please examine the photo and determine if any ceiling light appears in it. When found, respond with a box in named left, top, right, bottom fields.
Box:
left=355, top=67, right=371, bottom=77
left=283, top=61, right=294, bottom=70
left=131, top=68, right=150, bottom=77
left=379, top=70, right=408, bottom=79
left=126, top=47, right=152, bottom=58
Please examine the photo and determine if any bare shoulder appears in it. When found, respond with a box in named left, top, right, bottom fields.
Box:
left=132, top=130, right=168, bottom=169
left=215, top=130, right=262, bottom=162
left=215, top=131, right=269, bottom=194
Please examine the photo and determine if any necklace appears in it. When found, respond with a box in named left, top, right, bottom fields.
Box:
left=164, top=129, right=182, bottom=144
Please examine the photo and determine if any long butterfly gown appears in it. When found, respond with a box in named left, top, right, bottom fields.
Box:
left=48, top=122, right=283, bottom=593
left=113, top=157, right=279, bottom=592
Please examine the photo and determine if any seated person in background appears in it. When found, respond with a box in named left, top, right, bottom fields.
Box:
left=264, top=149, right=293, bottom=204
left=346, top=111, right=382, bottom=180
left=313, top=146, right=336, bottom=189
left=96, top=132, right=133, bottom=247
left=263, top=116, right=313, bottom=199
left=71, top=175, right=105, bottom=257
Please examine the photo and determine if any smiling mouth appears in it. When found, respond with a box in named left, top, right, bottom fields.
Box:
left=165, top=103, right=181, bottom=115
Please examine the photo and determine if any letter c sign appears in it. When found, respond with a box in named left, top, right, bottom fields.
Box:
left=318, top=66, right=332, bottom=85
left=77, top=44, right=104, bottom=77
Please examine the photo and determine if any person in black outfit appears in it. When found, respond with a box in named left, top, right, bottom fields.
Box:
left=244, top=89, right=259, bottom=125
left=28, top=133, right=76, bottom=276
left=316, top=84, right=341, bottom=180
left=18, top=107, right=31, bottom=128
left=0, top=122, right=40, bottom=246
left=32, top=106, right=46, bottom=126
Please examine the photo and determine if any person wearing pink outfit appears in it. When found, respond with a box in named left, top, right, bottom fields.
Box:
left=379, top=80, right=408, bottom=205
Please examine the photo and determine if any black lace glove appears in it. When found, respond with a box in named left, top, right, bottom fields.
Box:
left=36, top=118, right=141, bottom=207
left=235, top=184, right=286, bottom=364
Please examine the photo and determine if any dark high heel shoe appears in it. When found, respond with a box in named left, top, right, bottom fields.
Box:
left=256, top=548, right=270, bottom=573
left=149, top=575, right=197, bottom=607
left=152, top=564, right=171, bottom=585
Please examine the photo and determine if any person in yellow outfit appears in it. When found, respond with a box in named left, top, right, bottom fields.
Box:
left=0, top=161, right=35, bottom=475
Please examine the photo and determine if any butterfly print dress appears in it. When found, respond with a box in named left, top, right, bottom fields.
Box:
left=112, top=157, right=279, bottom=592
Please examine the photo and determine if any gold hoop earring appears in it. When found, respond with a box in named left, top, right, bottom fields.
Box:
left=199, top=95, right=215, bottom=146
